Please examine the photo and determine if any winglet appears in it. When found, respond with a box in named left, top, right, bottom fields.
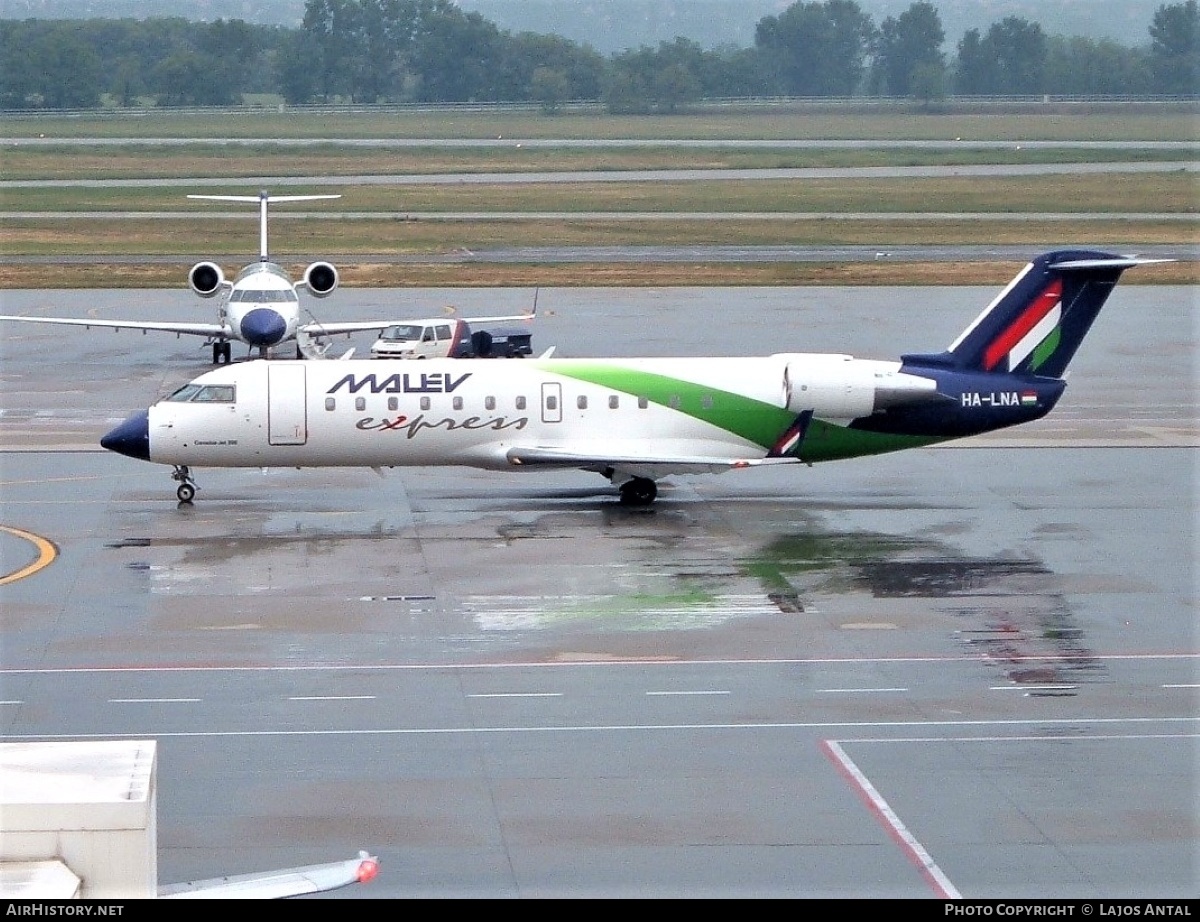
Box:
left=158, top=851, right=380, bottom=899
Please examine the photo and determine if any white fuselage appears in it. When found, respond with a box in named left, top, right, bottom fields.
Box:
left=144, top=353, right=923, bottom=472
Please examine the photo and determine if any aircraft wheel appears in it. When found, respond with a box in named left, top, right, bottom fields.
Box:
left=619, top=478, right=657, bottom=506
left=176, top=483, right=196, bottom=504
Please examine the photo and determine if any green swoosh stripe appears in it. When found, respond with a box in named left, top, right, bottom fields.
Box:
left=801, top=419, right=942, bottom=462
left=533, top=361, right=944, bottom=463
left=535, top=361, right=792, bottom=447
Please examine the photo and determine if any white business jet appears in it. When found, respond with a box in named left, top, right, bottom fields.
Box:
left=0, top=190, right=406, bottom=364
left=100, top=250, right=1164, bottom=505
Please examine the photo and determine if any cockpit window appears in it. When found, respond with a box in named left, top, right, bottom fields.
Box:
left=166, top=384, right=202, bottom=402
left=193, top=385, right=236, bottom=402
left=230, top=289, right=297, bottom=303
left=165, top=383, right=235, bottom=403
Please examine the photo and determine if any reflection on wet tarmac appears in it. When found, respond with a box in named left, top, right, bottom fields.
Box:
left=749, top=531, right=1100, bottom=695
left=103, top=509, right=1103, bottom=694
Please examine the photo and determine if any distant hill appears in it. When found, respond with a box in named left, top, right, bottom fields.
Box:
left=0, top=0, right=1167, bottom=52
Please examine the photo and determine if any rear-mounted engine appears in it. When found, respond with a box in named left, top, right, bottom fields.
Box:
left=303, top=261, right=339, bottom=297
left=189, top=261, right=226, bottom=297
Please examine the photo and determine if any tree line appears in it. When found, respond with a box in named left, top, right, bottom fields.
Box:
left=1, top=0, right=1196, bottom=110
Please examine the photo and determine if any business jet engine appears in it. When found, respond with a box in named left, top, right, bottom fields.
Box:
left=303, top=261, right=339, bottom=298
left=189, top=262, right=226, bottom=297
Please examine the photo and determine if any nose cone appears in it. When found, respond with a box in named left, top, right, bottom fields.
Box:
left=239, top=307, right=287, bottom=347
left=101, top=410, right=150, bottom=461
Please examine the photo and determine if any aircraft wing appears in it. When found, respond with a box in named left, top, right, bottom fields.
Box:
left=506, top=446, right=802, bottom=478
left=157, top=851, right=379, bottom=899
left=299, top=296, right=537, bottom=340
left=463, top=311, right=536, bottom=324
left=297, top=320, right=399, bottom=338
left=0, top=315, right=232, bottom=339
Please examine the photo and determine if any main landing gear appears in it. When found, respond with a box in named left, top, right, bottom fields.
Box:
left=172, top=465, right=198, bottom=503
left=618, top=477, right=657, bottom=507
left=212, top=341, right=232, bottom=364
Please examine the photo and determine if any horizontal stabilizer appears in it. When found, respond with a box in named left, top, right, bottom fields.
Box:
left=187, top=194, right=342, bottom=204
left=1048, top=256, right=1174, bottom=271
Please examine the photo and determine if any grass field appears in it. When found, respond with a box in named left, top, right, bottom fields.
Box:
left=1, top=105, right=1195, bottom=287
left=6, top=105, right=1197, bottom=141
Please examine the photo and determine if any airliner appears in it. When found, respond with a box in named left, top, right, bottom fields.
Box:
left=0, top=191, right=410, bottom=363
left=100, top=250, right=1163, bottom=505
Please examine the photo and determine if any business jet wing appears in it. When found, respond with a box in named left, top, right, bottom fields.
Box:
left=0, top=314, right=233, bottom=339
left=157, top=851, right=379, bottom=899
left=506, top=446, right=803, bottom=478
left=297, top=306, right=536, bottom=340
left=296, top=320, right=398, bottom=338
left=462, top=311, right=537, bottom=324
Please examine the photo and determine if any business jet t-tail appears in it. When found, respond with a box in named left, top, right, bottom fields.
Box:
left=101, top=250, right=1164, bottom=505
left=0, top=191, right=404, bottom=364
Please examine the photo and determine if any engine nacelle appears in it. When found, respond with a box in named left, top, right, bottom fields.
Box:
left=189, top=261, right=226, bottom=298
left=781, top=354, right=877, bottom=419
left=303, top=261, right=339, bottom=298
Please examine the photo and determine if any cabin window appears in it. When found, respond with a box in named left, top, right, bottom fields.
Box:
left=388, top=397, right=398, bottom=412
left=453, top=396, right=463, bottom=410
left=701, top=395, right=713, bottom=409
left=420, top=396, right=431, bottom=411
left=609, top=395, right=619, bottom=409
left=546, top=395, right=558, bottom=411
left=355, top=397, right=366, bottom=411
left=577, top=395, right=588, bottom=410
left=485, top=396, right=496, bottom=411
left=638, top=396, right=649, bottom=409
left=669, top=395, right=681, bottom=409
left=516, top=396, right=526, bottom=410
left=325, top=397, right=336, bottom=411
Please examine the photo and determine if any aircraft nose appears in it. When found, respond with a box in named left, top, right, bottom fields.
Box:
left=239, top=307, right=287, bottom=347
left=101, top=410, right=150, bottom=461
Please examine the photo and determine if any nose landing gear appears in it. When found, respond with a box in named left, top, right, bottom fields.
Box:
left=172, top=465, right=198, bottom=503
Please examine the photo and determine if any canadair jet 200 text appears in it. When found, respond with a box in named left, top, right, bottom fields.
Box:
left=101, top=250, right=1164, bottom=505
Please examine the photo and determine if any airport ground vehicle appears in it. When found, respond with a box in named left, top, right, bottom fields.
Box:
left=369, top=318, right=532, bottom=359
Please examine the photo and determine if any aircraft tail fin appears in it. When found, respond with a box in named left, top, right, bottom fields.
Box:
left=187, top=191, right=341, bottom=263
left=902, top=250, right=1170, bottom=378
